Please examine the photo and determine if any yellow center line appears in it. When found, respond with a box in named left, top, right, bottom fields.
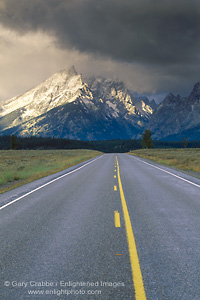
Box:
left=114, top=185, right=118, bottom=191
left=114, top=175, right=117, bottom=178
left=114, top=210, right=121, bottom=227
left=116, top=156, right=147, bottom=300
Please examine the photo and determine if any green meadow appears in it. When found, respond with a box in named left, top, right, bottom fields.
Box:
left=129, top=148, right=200, bottom=176
left=0, top=149, right=101, bottom=193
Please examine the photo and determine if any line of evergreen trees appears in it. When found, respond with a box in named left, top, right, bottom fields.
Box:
left=0, top=134, right=199, bottom=153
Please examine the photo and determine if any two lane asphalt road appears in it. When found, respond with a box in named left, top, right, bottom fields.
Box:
left=0, top=153, right=200, bottom=300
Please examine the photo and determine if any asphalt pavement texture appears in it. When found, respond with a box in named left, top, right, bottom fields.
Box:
left=0, top=153, right=200, bottom=300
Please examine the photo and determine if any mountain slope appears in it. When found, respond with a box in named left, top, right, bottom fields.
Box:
left=1, top=66, right=199, bottom=141
left=0, top=66, right=84, bottom=126
left=149, top=83, right=200, bottom=140
left=0, top=67, right=155, bottom=140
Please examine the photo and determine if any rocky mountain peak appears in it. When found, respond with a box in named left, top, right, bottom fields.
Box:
left=66, top=65, right=78, bottom=77
left=188, top=81, right=200, bottom=103
left=163, top=93, right=176, bottom=103
left=148, top=82, right=200, bottom=140
left=0, top=66, right=199, bottom=141
left=50, top=65, right=81, bottom=86
left=0, top=67, right=157, bottom=140
left=150, top=99, right=157, bottom=110
left=192, top=81, right=200, bottom=94
left=0, top=66, right=85, bottom=125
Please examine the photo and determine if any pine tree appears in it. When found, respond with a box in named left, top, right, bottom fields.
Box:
left=10, top=134, right=17, bottom=149
left=142, top=129, right=153, bottom=149
left=182, top=137, right=188, bottom=148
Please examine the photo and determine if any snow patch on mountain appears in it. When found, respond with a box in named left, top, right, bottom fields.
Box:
left=0, top=66, right=158, bottom=140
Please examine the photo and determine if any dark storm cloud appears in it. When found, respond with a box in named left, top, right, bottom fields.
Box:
left=1, top=0, right=200, bottom=66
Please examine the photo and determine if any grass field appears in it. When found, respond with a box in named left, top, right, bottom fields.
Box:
left=129, top=148, right=200, bottom=176
left=0, top=149, right=102, bottom=193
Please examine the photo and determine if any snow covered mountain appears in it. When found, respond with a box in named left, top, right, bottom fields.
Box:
left=0, top=66, right=199, bottom=141
left=0, top=66, right=156, bottom=140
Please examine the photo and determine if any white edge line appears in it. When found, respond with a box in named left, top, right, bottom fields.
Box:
left=0, top=155, right=103, bottom=211
left=131, top=155, right=200, bottom=189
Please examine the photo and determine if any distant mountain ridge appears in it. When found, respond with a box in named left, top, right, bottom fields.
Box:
left=0, top=66, right=199, bottom=141
left=148, top=83, right=200, bottom=140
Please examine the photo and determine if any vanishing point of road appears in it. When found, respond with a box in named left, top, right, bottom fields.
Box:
left=0, top=153, right=200, bottom=300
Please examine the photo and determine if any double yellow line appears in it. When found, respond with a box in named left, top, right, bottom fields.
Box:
left=116, top=156, right=147, bottom=300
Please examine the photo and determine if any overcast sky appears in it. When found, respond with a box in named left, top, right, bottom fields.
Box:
left=0, top=0, right=200, bottom=103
